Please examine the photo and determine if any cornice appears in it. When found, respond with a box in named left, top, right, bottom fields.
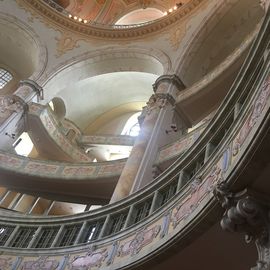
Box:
left=153, top=74, right=186, bottom=92
left=17, top=0, right=205, bottom=40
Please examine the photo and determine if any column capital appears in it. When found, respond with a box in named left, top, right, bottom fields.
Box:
left=152, top=74, right=185, bottom=93
left=145, top=93, right=175, bottom=115
left=214, top=183, right=270, bottom=270
left=19, top=79, right=44, bottom=100
left=0, top=95, right=28, bottom=114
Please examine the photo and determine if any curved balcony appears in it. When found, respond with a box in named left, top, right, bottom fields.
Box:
left=0, top=7, right=269, bottom=270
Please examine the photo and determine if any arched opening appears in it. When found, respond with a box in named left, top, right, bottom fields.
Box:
left=178, top=0, right=264, bottom=86
left=121, top=112, right=141, bottom=137
left=49, top=97, right=66, bottom=121
left=115, top=8, right=164, bottom=25
left=0, top=15, right=45, bottom=86
left=13, top=132, right=34, bottom=157
left=48, top=72, right=157, bottom=133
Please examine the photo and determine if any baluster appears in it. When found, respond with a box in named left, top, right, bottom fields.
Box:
left=51, top=225, right=64, bottom=247
left=123, top=205, right=134, bottom=229
left=4, top=225, right=19, bottom=247
left=74, top=221, right=87, bottom=245
left=98, top=215, right=110, bottom=238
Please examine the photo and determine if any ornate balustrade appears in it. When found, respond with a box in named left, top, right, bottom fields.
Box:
left=0, top=7, right=269, bottom=270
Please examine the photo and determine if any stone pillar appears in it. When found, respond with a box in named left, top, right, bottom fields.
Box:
left=214, top=183, right=270, bottom=270
left=0, top=80, right=43, bottom=151
left=110, top=75, right=187, bottom=203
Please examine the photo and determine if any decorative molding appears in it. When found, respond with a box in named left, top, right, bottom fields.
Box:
left=214, top=185, right=270, bottom=270
left=68, top=248, right=108, bottom=270
left=54, top=31, right=80, bottom=57
left=0, top=12, right=48, bottom=82
left=20, top=79, right=44, bottom=100
left=0, top=95, right=28, bottom=115
left=144, top=93, right=175, bottom=117
left=167, top=23, right=189, bottom=51
left=15, top=0, right=205, bottom=40
left=153, top=74, right=186, bottom=92
left=117, top=225, right=161, bottom=257
left=21, top=256, right=59, bottom=270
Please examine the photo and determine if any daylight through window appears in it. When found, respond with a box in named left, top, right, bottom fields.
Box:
left=0, top=68, right=13, bottom=89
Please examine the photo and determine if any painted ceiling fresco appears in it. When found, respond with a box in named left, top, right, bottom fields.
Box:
left=56, top=0, right=189, bottom=24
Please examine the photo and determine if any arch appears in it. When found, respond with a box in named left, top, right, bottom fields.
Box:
left=121, top=112, right=141, bottom=137
left=41, top=47, right=171, bottom=101
left=0, top=13, right=47, bottom=83
left=115, top=8, right=164, bottom=25
left=49, top=97, right=66, bottom=121
left=174, top=0, right=264, bottom=86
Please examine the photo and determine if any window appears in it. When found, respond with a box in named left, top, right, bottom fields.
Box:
left=0, top=68, right=13, bottom=89
left=121, top=112, right=141, bottom=137
left=13, top=132, right=34, bottom=157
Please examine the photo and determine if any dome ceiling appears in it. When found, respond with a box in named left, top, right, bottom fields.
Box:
left=55, top=0, right=190, bottom=24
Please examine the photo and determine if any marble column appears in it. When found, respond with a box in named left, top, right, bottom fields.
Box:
left=214, top=183, right=270, bottom=270
left=110, top=75, right=187, bottom=203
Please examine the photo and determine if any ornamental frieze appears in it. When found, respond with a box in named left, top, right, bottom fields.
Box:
left=21, top=256, right=59, bottom=270
left=232, top=75, right=270, bottom=157
left=117, top=225, right=161, bottom=257
left=68, top=248, right=108, bottom=270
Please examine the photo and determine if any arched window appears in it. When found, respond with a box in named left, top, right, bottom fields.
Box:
left=0, top=68, right=13, bottom=89
left=13, top=132, right=34, bottom=157
left=121, top=112, right=141, bottom=137
left=115, top=8, right=164, bottom=25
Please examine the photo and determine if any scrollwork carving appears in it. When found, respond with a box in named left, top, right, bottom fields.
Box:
left=214, top=186, right=270, bottom=270
left=0, top=95, right=28, bottom=115
left=145, top=93, right=175, bottom=115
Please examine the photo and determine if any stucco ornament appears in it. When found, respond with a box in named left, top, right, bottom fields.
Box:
left=145, top=93, right=174, bottom=115
left=168, top=24, right=188, bottom=51
left=214, top=185, right=270, bottom=270
left=68, top=248, right=108, bottom=270
left=0, top=257, right=13, bottom=270
left=117, top=225, right=161, bottom=257
left=0, top=95, right=26, bottom=114
left=233, top=76, right=270, bottom=157
left=55, top=32, right=81, bottom=57
left=21, top=256, right=59, bottom=270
